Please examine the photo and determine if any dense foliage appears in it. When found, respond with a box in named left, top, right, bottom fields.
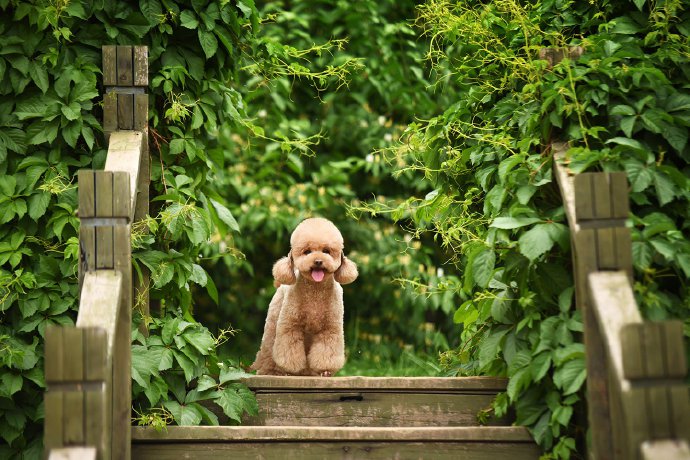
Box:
left=359, top=0, right=690, bottom=457
left=0, top=0, right=263, bottom=456
left=199, top=0, right=460, bottom=371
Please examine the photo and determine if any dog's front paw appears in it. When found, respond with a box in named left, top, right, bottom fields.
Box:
left=320, top=371, right=332, bottom=377
left=273, top=347, right=307, bottom=375
left=307, top=340, right=345, bottom=375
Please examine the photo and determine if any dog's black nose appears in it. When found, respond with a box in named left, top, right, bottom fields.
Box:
left=314, top=260, right=323, bottom=266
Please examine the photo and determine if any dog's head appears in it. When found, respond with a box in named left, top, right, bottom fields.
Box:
left=272, top=217, right=358, bottom=286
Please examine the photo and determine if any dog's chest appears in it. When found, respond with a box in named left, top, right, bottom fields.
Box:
left=299, top=298, right=333, bottom=333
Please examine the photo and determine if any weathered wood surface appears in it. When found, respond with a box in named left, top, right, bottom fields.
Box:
left=44, top=325, right=111, bottom=458
left=103, top=131, right=143, bottom=221
left=641, top=440, right=690, bottom=460
left=76, top=271, right=122, bottom=350
left=132, top=426, right=538, bottom=460
left=240, top=376, right=508, bottom=427
left=587, top=271, right=642, bottom=386
left=132, top=426, right=534, bottom=442
left=48, top=447, right=97, bottom=460
left=243, top=375, right=507, bottom=391
left=244, top=391, right=505, bottom=427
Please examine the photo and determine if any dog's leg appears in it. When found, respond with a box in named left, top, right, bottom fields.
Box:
left=307, top=329, right=345, bottom=376
left=272, top=320, right=307, bottom=375
left=251, top=288, right=284, bottom=375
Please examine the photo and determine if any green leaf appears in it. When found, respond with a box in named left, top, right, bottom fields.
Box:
left=490, top=217, right=541, bottom=229
left=61, top=101, right=81, bottom=121
left=553, top=358, right=586, bottom=395
left=519, top=224, right=556, bottom=261
left=196, top=375, right=217, bottom=392
left=183, top=330, right=215, bottom=356
left=29, top=63, right=49, bottom=93
left=180, top=10, right=199, bottom=29
left=219, top=367, right=251, bottom=384
left=198, top=29, right=218, bottom=59
left=653, top=170, right=677, bottom=205
left=471, top=248, right=495, bottom=288
left=1, top=373, right=23, bottom=397
left=210, top=198, right=240, bottom=232
left=28, top=192, right=50, bottom=221
left=164, top=401, right=203, bottom=426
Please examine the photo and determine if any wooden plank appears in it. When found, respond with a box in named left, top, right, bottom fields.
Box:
left=116, top=46, right=133, bottom=86
left=63, top=391, right=85, bottom=445
left=622, top=387, right=650, bottom=460
left=134, top=93, right=148, bottom=131
left=661, top=321, right=688, bottom=378
left=133, top=46, right=148, bottom=86
left=551, top=144, right=579, bottom=230
left=95, top=171, right=114, bottom=269
left=105, top=132, right=142, bottom=221
left=103, top=92, right=118, bottom=138
left=45, top=326, right=64, bottom=383
left=85, top=389, right=106, bottom=455
left=588, top=271, right=643, bottom=382
left=78, top=170, right=96, bottom=218
left=84, top=327, right=108, bottom=382
left=49, top=447, right=97, bottom=460
left=117, top=93, right=134, bottom=130
left=596, top=228, right=617, bottom=270
left=76, top=271, right=121, bottom=365
left=641, top=440, right=690, bottom=460
left=592, top=173, right=613, bottom=219
left=621, top=324, right=645, bottom=380
left=610, top=172, right=630, bottom=219
left=134, top=135, right=149, bottom=222
left=133, top=440, right=540, bottom=460
left=647, top=386, right=673, bottom=439
left=80, top=226, right=96, bottom=273
left=102, top=46, right=117, bottom=86
left=242, top=392, right=506, bottom=427
left=242, top=376, right=509, bottom=392
left=132, top=426, right=535, bottom=442
left=574, top=173, right=594, bottom=221
left=133, top=441, right=540, bottom=460
left=44, top=391, right=63, bottom=450
left=614, top=227, right=633, bottom=277
left=643, top=322, right=665, bottom=378
left=112, top=171, right=131, bottom=219
left=112, top=223, right=132, bottom=460
left=669, top=384, right=690, bottom=440
left=61, top=327, right=84, bottom=381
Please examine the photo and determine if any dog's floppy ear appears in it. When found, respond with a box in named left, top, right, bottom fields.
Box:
left=273, top=254, right=296, bottom=286
left=334, top=253, right=358, bottom=285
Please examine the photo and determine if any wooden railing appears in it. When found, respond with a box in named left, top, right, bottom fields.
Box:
left=553, top=143, right=690, bottom=460
left=44, top=46, right=149, bottom=460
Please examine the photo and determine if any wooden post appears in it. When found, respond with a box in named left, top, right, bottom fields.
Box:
left=553, top=144, right=631, bottom=460
left=77, top=171, right=132, bottom=460
left=620, top=322, right=690, bottom=459
left=102, top=45, right=150, bottom=328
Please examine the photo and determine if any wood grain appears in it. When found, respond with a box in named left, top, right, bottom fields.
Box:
left=242, top=376, right=508, bottom=392
left=242, top=392, right=505, bottom=427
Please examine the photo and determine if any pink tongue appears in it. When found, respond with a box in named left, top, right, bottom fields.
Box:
left=311, top=269, right=325, bottom=282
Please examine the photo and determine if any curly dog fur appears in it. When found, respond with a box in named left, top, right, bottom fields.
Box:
left=251, top=218, right=358, bottom=376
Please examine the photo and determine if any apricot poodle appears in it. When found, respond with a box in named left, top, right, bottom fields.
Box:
left=251, top=218, right=358, bottom=376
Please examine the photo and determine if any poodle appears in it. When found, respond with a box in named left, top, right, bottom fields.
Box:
left=251, top=217, right=358, bottom=376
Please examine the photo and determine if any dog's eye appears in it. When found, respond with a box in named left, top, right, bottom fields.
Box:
left=303, top=249, right=312, bottom=255
left=322, top=249, right=330, bottom=255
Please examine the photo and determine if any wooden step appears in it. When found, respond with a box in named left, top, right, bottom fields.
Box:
left=240, top=376, right=510, bottom=427
left=132, top=426, right=540, bottom=459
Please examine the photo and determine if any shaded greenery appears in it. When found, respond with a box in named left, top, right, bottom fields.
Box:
left=357, top=0, right=690, bottom=457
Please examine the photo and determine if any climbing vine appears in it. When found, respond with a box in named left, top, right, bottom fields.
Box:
left=354, top=0, right=690, bottom=457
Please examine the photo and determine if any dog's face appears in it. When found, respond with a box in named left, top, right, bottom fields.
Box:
left=290, top=218, right=343, bottom=283
left=272, top=218, right=358, bottom=285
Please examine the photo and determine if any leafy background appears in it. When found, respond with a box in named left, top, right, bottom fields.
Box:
left=2, top=0, right=690, bottom=459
